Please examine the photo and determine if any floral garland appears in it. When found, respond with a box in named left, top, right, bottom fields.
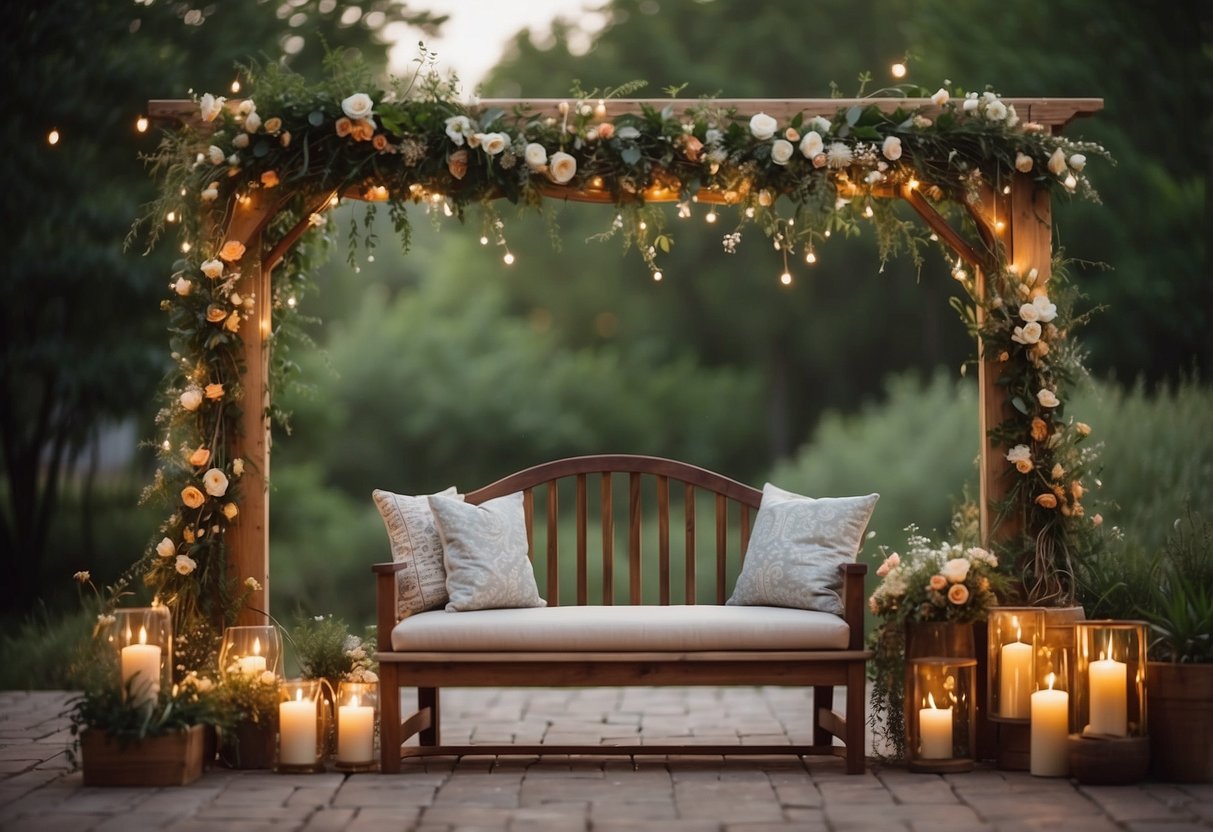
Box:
left=133, top=55, right=1108, bottom=655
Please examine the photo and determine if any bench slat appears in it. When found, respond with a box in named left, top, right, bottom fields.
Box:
left=601, top=472, right=613, bottom=606
left=576, top=473, right=587, bottom=606
left=628, top=472, right=641, bottom=605
left=685, top=483, right=696, bottom=605
left=740, top=504, right=752, bottom=561
left=547, top=481, right=559, bottom=605
left=715, top=494, right=727, bottom=604
left=523, top=488, right=534, bottom=560
left=657, top=475, right=670, bottom=605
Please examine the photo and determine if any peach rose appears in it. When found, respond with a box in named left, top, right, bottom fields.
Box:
left=597, top=122, right=615, bottom=140
left=260, top=170, right=280, bottom=188
left=156, top=537, right=176, bottom=558
left=928, top=574, right=948, bottom=591
left=181, top=485, right=205, bottom=509
left=224, top=311, right=241, bottom=333
left=1071, top=481, right=1084, bottom=500
left=223, top=502, right=239, bottom=520
left=204, top=383, right=224, bottom=400
left=1015, top=459, right=1033, bottom=475
left=681, top=134, right=703, bottom=162
left=182, top=527, right=195, bottom=544
left=188, top=447, right=211, bottom=467
left=1092, top=513, right=1103, bottom=527
left=947, top=584, right=970, bottom=605
left=448, top=149, right=469, bottom=180
left=372, top=134, right=389, bottom=151
left=1030, top=417, right=1049, bottom=442
left=1076, top=422, right=1092, bottom=437
left=218, top=240, right=246, bottom=262
left=350, top=119, right=375, bottom=142
left=206, top=304, right=227, bottom=323
left=335, top=117, right=353, bottom=137
left=175, top=554, right=197, bottom=576
left=1036, top=493, right=1058, bottom=509
left=263, top=116, right=282, bottom=134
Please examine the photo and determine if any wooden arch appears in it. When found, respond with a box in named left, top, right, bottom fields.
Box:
left=150, top=95, right=1102, bottom=624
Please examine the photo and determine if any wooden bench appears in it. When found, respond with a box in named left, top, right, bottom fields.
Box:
left=372, top=455, right=870, bottom=773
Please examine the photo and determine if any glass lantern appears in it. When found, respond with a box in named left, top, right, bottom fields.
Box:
left=277, top=679, right=326, bottom=772
left=1074, top=620, right=1149, bottom=739
left=104, top=607, right=172, bottom=708
left=334, top=681, right=379, bottom=771
left=219, top=625, right=283, bottom=680
left=987, top=607, right=1045, bottom=722
left=907, top=657, right=977, bottom=773
left=1038, top=609, right=1078, bottom=702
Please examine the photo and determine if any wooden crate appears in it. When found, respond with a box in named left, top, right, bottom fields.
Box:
left=80, top=724, right=206, bottom=787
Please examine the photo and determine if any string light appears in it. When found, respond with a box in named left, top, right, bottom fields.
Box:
left=705, top=210, right=717, bottom=224
left=329, top=195, right=339, bottom=207
left=907, top=178, right=920, bottom=190
left=805, top=251, right=817, bottom=265
left=47, top=129, right=60, bottom=145
left=864, top=205, right=874, bottom=218
left=638, top=221, right=647, bottom=231
left=780, top=271, right=793, bottom=286
left=995, top=220, right=1006, bottom=233
left=479, top=236, right=489, bottom=245
left=181, top=242, right=192, bottom=253
left=230, top=78, right=241, bottom=94
left=652, top=270, right=663, bottom=282
left=166, top=211, right=176, bottom=222
left=287, top=295, right=298, bottom=308
left=136, top=116, right=149, bottom=133
left=744, top=206, right=755, bottom=218
left=1003, top=184, right=1012, bottom=194
left=503, top=252, right=515, bottom=265
left=891, top=62, right=907, bottom=79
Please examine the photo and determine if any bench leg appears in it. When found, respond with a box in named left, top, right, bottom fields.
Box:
left=418, top=687, right=440, bottom=747
left=845, top=662, right=867, bottom=774
left=812, top=686, right=834, bottom=747
left=379, top=663, right=401, bottom=773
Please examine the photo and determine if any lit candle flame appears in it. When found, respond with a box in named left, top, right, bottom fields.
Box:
left=296, top=688, right=303, bottom=702
left=138, top=625, right=148, bottom=645
left=927, top=692, right=939, bottom=710
left=253, top=636, right=261, bottom=656
left=1046, top=672, right=1056, bottom=691
left=351, top=693, right=360, bottom=708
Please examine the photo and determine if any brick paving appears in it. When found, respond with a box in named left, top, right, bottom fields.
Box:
left=2, top=689, right=1210, bottom=831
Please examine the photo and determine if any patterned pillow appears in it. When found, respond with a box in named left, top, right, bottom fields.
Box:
left=372, top=486, right=461, bottom=619
left=727, top=483, right=879, bottom=615
left=428, top=492, right=547, bottom=612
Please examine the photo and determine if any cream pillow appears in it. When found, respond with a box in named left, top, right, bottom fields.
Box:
left=727, top=483, right=878, bottom=615
left=428, top=492, right=546, bottom=612
left=372, top=486, right=461, bottom=619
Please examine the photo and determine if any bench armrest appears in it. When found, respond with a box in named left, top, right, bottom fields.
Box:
left=841, top=562, right=868, bottom=650
left=372, top=561, right=405, bottom=646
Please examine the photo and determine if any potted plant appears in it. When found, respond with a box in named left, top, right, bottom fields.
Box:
left=213, top=667, right=281, bottom=768
left=867, top=509, right=1010, bottom=759
left=290, top=615, right=379, bottom=757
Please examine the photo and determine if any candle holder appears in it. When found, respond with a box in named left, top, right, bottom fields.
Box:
left=104, top=607, right=172, bottom=708
left=333, top=681, right=379, bottom=772
left=276, top=679, right=326, bottom=773
left=907, top=657, right=977, bottom=773
left=987, top=607, right=1044, bottom=723
left=1068, top=620, right=1150, bottom=784
left=219, top=625, right=283, bottom=680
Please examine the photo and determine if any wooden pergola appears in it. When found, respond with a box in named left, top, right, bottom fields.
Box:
left=150, top=96, right=1102, bottom=624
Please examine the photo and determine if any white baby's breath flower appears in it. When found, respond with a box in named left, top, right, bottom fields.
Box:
left=232, top=458, right=244, bottom=476
left=244, top=576, right=261, bottom=591
left=749, top=112, right=778, bottom=140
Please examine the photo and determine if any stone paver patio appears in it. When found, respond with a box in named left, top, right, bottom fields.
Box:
left=2, top=688, right=1210, bottom=831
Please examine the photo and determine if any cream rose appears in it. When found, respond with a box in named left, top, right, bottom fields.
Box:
left=1047, top=147, right=1067, bottom=176
left=156, top=537, right=176, bottom=558
left=207, top=145, right=225, bottom=165
left=1012, top=321, right=1043, bottom=345
left=231, top=132, right=249, bottom=150
left=203, top=468, right=230, bottom=498
left=1031, top=294, right=1057, bottom=323
left=524, top=143, right=548, bottom=170
left=341, top=92, right=374, bottom=121
left=175, top=554, right=197, bottom=576
left=930, top=87, right=949, bottom=106
left=548, top=151, right=577, bottom=184
left=479, top=132, right=509, bottom=156
left=770, top=139, right=794, bottom=166
left=1069, top=153, right=1087, bottom=172
left=1037, top=388, right=1061, bottom=408
left=199, top=93, right=225, bottom=122
left=243, top=111, right=262, bottom=133
left=881, top=135, right=903, bottom=161
left=1075, top=422, right=1091, bottom=437
left=200, top=259, right=223, bottom=279
left=174, top=277, right=192, bottom=296
left=1006, top=444, right=1032, bottom=466
left=232, top=457, right=245, bottom=476
left=180, top=388, right=203, bottom=411
left=223, top=502, right=239, bottom=520
left=941, top=558, right=971, bottom=584
left=749, top=112, right=778, bottom=140
left=799, top=131, right=823, bottom=159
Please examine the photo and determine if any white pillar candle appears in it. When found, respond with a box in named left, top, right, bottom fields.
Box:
left=238, top=637, right=267, bottom=676
left=120, top=627, right=161, bottom=707
left=279, top=690, right=318, bottom=765
left=1088, top=652, right=1127, bottom=736
left=1000, top=639, right=1033, bottom=718
left=337, top=694, right=375, bottom=764
left=919, top=693, right=953, bottom=760
left=1030, top=674, right=1070, bottom=777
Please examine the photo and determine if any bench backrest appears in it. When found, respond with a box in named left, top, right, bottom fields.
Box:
left=465, top=455, right=761, bottom=606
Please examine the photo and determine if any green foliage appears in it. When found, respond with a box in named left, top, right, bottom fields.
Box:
left=289, top=614, right=376, bottom=682
left=210, top=671, right=280, bottom=728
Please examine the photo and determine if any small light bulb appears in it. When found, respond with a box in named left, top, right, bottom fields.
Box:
left=503, top=252, right=515, bottom=265
left=805, top=251, right=817, bottom=264
left=864, top=205, right=874, bottom=218
left=166, top=211, right=176, bottom=222
left=786, top=218, right=794, bottom=227
left=929, top=233, right=938, bottom=241
left=479, top=236, right=489, bottom=245
left=181, top=242, right=192, bottom=253
left=1003, top=184, right=1012, bottom=194
left=329, top=195, right=339, bottom=207
left=705, top=210, right=717, bottom=224
left=995, top=220, right=1006, bottom=233
left=744, top=207, right=755, bottom=218
left=287, top=296, right=297, bottom=308
left=824, top=229, right=831, bottom=238
left=230, top=79, right=241, bottom=94
left=652, top=270, right=663, bottom=282
left=780, top=272, right=793, bottom=286
left=638, top=221, right=647, bottom=231
left=907, top=178, right=919, bottom=190
left=891, top=62, right=907, bottom=79
left=431, top=193, right=443, bottom=204
left=162, top=440, right=171, bottom=451
left=47, top=129, right=60, bottom=145
left=136, top=116, right=149, bottom=133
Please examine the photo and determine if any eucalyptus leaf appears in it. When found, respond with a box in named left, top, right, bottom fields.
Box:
left=846, top=106, right=863, bottom=126
left=1011, top=396, right=1028, bottom=415
left=307, top=111, right=324, bottom=127
left=621, top=146, right=641, bottom=166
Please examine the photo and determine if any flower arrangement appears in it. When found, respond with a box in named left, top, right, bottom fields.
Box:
left=866, top=511, right=1013, bottom=758
left=291, top=615, right=378, bottom=685
left=129, top=51, right=1109, bottom=665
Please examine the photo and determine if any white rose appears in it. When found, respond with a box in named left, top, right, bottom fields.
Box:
left=199, top=93, right=225, bottom=122
left=203, top=467, right=230, bottom=497
left=1069, top=153, right=1087, bottom=172
left=200, top=259, right=223, bottom=279
left=238, top=99, right=256, bottom=116
left=444, top=115, right=471, bottom=145
left=1015, top=152, right=1034, bottom=173
left=940, top=558, right=971, bottom=584
left=985, top=100, right=1007, bottom=121
left=243, top=111, right=262, bottom=133
left=808, top=116, right=831, bottom=134
left=156, top=537, right=176, bottom=558
left=1037, top=388, right=1061, bottom=408
left=962, top=94, right=980, bottom=112
left=1032, top=294, right=1057, bottom=323
left=1047, top=147, right=1067, bottom=176
left=174, top=277, right=192, bottom=296
left=207, top=145, right=225, bottom=165
left=1012, top=321, right=1043, bottom=344
left=232, top=133, right=249, bottom=149
left=799, top=131, right=823, bottom=159
left=930, top=88, right=949, bottom=106
left=1005, top=444, right=1032, bottom=464
left=749, top=112, right=778, bottom=140
left=770, top=139, right=794, bottom=166
left=548, top=151, right=577, bottom=184
left=175, top=554, right=197, bottom=576
left=480, top=132, right=509, bottom=156
left=524, top=143, right=548, bottom=170
left=1019, top=302, right=1040, bottom=323
left=341, top=92, right=374, bottom=121
left=1005, top=105, right=1019, bottom=127
left=881, top=135, right=902, bottom=161
left=180, top=388, right=203, bottom=411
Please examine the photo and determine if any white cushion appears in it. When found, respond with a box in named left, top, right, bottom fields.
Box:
left=389, top=604, right=850, bottom=652
left=727, top=484, right=878, bottom=615
left=372, top=486, right=461, bottom=619
left=429, top=492, right=546, bottom=612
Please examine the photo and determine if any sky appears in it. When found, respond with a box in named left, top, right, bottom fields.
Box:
left=385, top=0, right=608, bottom=92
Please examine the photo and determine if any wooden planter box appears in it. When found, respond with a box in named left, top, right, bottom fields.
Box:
left=1148, top=661, right=1213, bottom=783
left=80, top=724, right=206, bottom=787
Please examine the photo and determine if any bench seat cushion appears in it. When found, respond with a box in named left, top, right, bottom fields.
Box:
left=390, top=605, right=850, bottom=652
